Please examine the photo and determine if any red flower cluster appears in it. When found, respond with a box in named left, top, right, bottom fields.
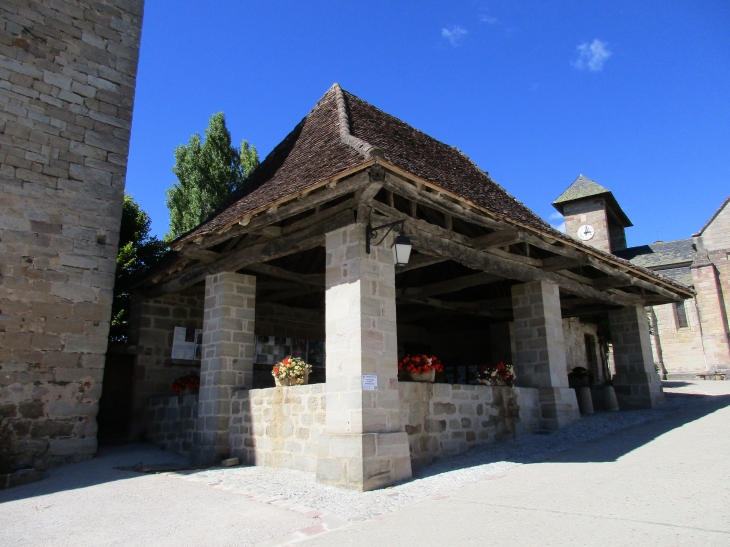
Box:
left=171, top=374, right=200, bottom=394
left=398, top=354, right=444, bottom=375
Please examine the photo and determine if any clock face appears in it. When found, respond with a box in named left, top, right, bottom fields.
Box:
left=577, top=225, right=595, bottom=241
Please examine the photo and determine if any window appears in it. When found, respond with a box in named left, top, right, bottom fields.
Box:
left=674, top=301, right=689, bottom=329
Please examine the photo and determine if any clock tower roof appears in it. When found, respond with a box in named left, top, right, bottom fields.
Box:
left=552, top=174, right=633, bottom=227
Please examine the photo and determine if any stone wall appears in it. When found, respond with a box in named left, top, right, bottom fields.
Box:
left=0, top=0, right=143, bottom=471
left=223, top=382, right=539, bottom=474
left=700, top=200, right=730, bottom=253
left=146, top=393, right=197, bottom=457
left=651, top=300, right=705, bottom=374
left=399, top=382, right=539, bottom=468
left=230, top=384, right=326, bottom=473
left=563, top=318, right=603, bottom=381
left=128, top=288, right=205, bottom=439
left=562, top=198, right=611, bottom=254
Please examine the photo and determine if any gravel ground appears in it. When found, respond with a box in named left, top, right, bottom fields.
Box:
left=173, top=383, right=728, bottom=524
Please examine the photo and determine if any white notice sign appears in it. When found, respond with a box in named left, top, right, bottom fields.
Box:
left=362, top=374, right=378, bottom=391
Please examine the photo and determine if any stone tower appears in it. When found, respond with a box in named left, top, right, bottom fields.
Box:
left=552, top=175, right=632, bottom=254
left=0, top=1, right=144, bottom=472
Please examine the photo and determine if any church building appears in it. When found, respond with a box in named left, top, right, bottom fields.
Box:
left=554, top=177, right=730, bottom=377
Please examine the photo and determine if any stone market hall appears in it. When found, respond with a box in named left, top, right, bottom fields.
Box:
left=118, top=84, right=691, bottom=491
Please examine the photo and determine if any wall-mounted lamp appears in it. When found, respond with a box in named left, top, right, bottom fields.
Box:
left=366, top=220, right=413, bottom=266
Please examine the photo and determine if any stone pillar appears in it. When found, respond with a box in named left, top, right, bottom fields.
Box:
left=692, top=263, right=730, bottom=371
left=316, top=224, right=412, bottom=491
left=190, top=272, right=256, bottom=465
left=608, top=305, right=665, bottom=409
left=511, top=281, right=579, bottom=430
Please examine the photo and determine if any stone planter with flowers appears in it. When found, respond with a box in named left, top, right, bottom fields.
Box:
left=398, top=354, right=444, bottom=382
left=271, top=356, right=312, bottom=386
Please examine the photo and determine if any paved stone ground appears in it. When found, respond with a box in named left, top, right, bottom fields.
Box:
left=1, top=380, right=727, bottom=547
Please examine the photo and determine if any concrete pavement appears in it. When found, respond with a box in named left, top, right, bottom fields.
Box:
left=0, top=444, right=318, bottom=547
left=302, top=382, right=730, bottom=546
left=1, top=380, right=728, bottom=547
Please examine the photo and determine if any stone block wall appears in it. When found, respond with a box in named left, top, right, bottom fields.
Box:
left=230, top=384, right=326, bottom=473
left=146, top=393, right=197, bottom=457
left=128, top=288, right=204, bottom=439
left=399, top=382, right=539, bottom=468
left=224, top=382, right=539, bottom=474
left=651, top=300, right=704, bottom=374
left=0, top=0, right=143, bottom=471
left=562, top=318, right=603, bottom=381
left=562, top=198, right=611, bottom=254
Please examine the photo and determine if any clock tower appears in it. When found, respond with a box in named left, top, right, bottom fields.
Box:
left=552, top=175, right=632, bottom=255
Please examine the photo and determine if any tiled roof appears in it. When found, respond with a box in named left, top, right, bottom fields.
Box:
left=552, top=175, right=610, bottom=204
left=615, top=239, right=695, bottom=269
left=174, top=86, right=365, bottom=243
left=552, top=175, right=633, bottom=227
left=168, top=84, right=692, bottom=298
left=176, top=84, right=553, bottom=244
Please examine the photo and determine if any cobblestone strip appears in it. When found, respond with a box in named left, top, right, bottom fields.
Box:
left=169, top=393, right=721, bottom=545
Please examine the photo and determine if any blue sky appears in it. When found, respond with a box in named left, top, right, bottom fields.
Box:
left=126, top=1, right=729, bottom=246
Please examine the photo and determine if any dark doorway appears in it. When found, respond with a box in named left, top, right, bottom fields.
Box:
left=97, top=353, right=135, bottom=443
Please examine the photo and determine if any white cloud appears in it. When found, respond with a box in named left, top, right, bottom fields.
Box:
left=549, top=212, right=566, bottom=233
left=480, top=15, right=498, bottom=24
left=572, top=39, right=612, bottom=71
left=442, top=26, right=467, bottom=47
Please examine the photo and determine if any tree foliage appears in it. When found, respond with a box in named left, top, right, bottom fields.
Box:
left=110, top=194, right=166, bottom=342
left=165, top=112, right=259, bottom=239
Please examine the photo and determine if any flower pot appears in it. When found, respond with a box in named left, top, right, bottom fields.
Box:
left=604, top=385, right=619, bottom=411
left=275, top=371, right=309, bottom=387
left=407, top=369, right=436, bottom=383
left=575, top=385, right=594, bottom=415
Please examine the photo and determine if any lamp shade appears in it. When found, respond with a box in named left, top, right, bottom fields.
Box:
left=392, top=234, right=412, bottom=266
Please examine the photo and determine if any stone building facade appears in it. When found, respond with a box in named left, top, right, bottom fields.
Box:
left=554, top=177, right=729, bottom=376
left=0, top=1, right=144, bottom=472
left=616, top=197, right=730, bottom=375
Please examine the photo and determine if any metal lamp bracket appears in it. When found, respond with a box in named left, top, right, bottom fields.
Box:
left=366, top=220, right=405, bottom=254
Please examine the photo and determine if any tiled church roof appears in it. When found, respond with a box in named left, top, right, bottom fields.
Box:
left=552, top=175, right=610, bottom=204
left=615, top=239, right=696, bottom=286
left=552, top=174, right=633, bottom=227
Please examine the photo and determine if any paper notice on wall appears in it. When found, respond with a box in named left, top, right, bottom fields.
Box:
left=362, top=374, right=378, bottom=391
left=171, top=326, right=202, bottom=360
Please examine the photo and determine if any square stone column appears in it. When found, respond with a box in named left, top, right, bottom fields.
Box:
left=316, top=224, right=412, bottom=491
left=190, top=272, right=256, bottom=465
left=608, top=305, right=665, bottom=409
left=511, top=281, right=580, bottom=430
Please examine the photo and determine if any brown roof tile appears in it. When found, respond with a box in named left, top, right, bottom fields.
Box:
left=172, top=84, right=692, bottom=297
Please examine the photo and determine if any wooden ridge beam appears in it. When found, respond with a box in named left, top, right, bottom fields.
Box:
left=395, top=254, right=448, bottom=273
left=396, top=294, right=512, bottom=319
left=397, top=272, right=502, bottom=298
left=153, top=209, right=354, bottom=294
left=405, top=229, right=639, bottom=307
left=177, top=171, right=370, bottom=251
left=244, top=263, right=324, bottom=287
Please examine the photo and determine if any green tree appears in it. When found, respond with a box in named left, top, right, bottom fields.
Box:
left=110, top=194, right=166, bottom=342
left=165, top=112, right=259, bottom=239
